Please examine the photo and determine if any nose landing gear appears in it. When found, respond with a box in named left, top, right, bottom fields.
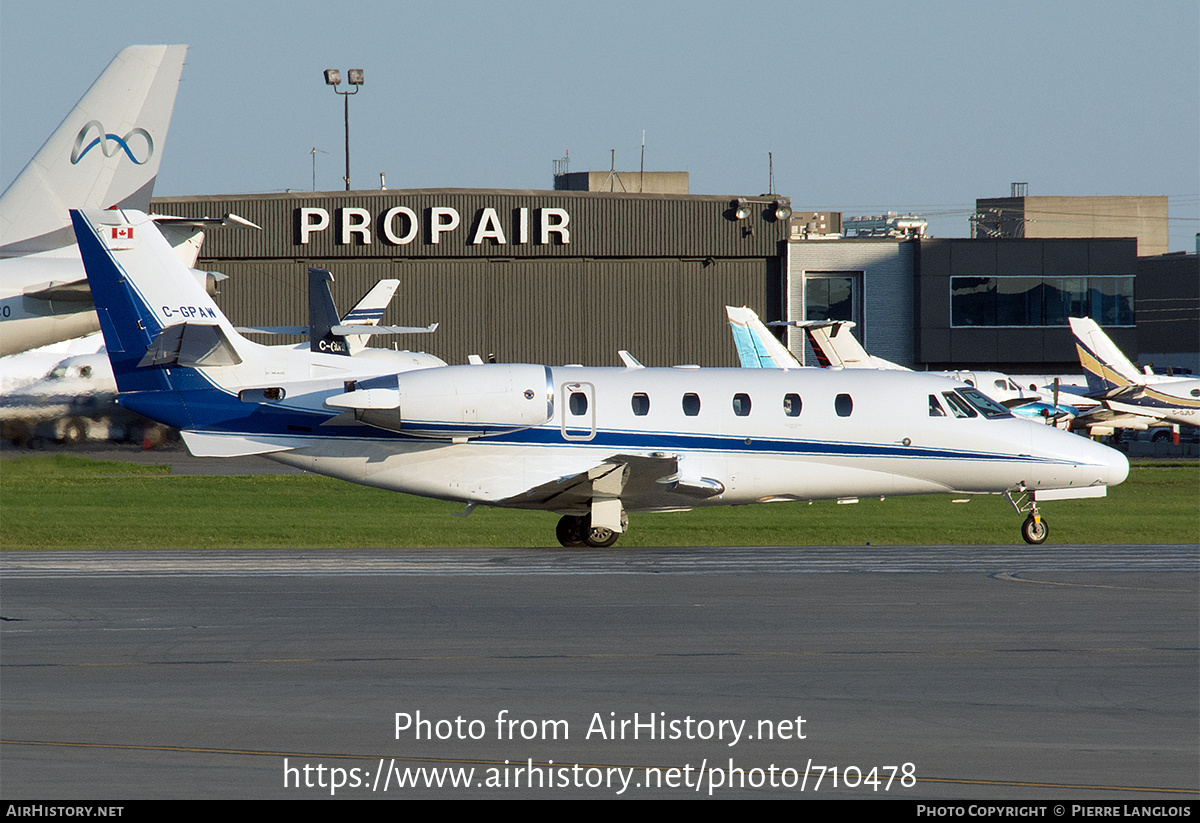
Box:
left=1021, top=512, right=1048, bottom=545
left=1006, top=488, right=1048, bottom=545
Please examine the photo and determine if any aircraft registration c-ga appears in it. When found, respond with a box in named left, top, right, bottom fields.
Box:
left=73, top=209, right=1129, bottom=546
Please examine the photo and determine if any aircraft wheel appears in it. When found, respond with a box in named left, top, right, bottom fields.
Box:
left=1021, top=514, right=1048, bottom=545
left=61, top=418, right=87, bottom=445
left=584, top=526, right=619, bottom=549
left=556, top=515, right=588, bottom=548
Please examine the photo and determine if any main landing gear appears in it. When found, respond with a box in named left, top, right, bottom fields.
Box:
left=1006, top=489, right=1048, bottom=545
left=556, top=514, right=620, bottom=548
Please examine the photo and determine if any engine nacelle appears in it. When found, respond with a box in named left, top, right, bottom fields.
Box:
left=328, top=364, right=553, bottom=439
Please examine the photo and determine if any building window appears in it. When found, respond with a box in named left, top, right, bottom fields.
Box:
left=804, top=272, right=863, bottom=340
left=732, top=393, right=751, bottom=416
left=951, top=276, right=1134, bottom=327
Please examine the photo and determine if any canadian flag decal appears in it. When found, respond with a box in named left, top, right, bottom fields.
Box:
left=111, top=227, right=134, bottom=240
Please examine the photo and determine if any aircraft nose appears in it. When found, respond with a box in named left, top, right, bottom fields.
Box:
left=1104, top=444, right=1130, bottom=487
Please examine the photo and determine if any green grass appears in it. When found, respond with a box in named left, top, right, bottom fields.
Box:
left=1, top=454, right=172, bottom=477
left=1, top=456, right=1195, bottom=549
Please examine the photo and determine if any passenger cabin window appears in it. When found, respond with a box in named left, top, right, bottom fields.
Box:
left=732, top=393, right=751, bottom=416
left=682, top=393, right=701, bottom=416
left=835, top=393, right=853, bottom=417
left=631, top=392, right=650, bottom=416
left=783, top=393, right=802, bottom=417
left=929, top=394, right=947, bottom=417
left=569, top=392, right=588, bottom=415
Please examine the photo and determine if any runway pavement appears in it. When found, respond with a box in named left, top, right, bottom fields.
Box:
left=1, top=545, right=1197, bottom=800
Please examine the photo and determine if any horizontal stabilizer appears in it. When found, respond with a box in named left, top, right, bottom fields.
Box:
left=22, top=280, right=95, bottom=302
left=180, top=431, right=296, bottom=458
left=138, top=323, right=243, bottom=368
left=236, top=326, right=309, bottom=336
left=330, top=323, right=438, bottom=336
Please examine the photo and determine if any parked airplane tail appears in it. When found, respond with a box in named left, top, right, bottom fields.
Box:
left=2, top=46, right=187, bottom=257
left=795, top=320, right=908, bottom=371
left=1069, top=316, right=1143, bottom=395
left=726, top=306, right=801, bottom=368
left=70, top=208, right=244, bottom=412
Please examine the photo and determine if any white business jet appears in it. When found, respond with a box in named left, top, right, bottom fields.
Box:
left=72, top=209, right=1128, bottom=546
left=1070, top=316, right=1199, bottom=435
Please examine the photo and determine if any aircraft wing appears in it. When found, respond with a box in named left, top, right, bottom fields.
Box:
left=494, top=453, right=724, bottom=528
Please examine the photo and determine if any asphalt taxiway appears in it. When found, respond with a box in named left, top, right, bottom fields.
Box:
left=1, top=546, right=1196, bottom=799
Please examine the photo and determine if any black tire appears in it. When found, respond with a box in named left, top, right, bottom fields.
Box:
left=584, top=526, right=619, bottom=548
left=1021, top=514, right=1048, bottom=545
left=61, top=418, right=87, bottom=445
left=556, top=515, right=587, bottom=548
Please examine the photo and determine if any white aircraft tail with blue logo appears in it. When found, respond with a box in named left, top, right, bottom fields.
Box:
left=2, top=45, right=187, bottom=257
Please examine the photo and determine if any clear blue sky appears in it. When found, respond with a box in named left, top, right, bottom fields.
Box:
left=3, top=0, right=1197, bottom=249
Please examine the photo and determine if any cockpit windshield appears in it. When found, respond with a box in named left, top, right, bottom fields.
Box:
left=957, top=388, right=1013, bottom=419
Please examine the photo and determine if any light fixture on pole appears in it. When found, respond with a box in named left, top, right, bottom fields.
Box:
left=324, top=68, right=364, bottom=191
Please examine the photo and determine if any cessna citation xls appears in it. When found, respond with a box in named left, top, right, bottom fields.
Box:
left=73, top=209, right=1128, bottom=547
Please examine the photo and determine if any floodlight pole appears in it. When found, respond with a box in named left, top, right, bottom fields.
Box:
left=324, top=69, right=363, bottom=191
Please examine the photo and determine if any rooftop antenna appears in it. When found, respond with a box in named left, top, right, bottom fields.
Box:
left=600, top=149, right=627, bottom=192
left=309, top=144, right=329, bottom=191
left=768, top=151, right=775, bottom=195
left=639, top=130, right=645, bottom=193
left=552, top=149, right=570, bottom=183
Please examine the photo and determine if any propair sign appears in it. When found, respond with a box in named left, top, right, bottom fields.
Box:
left=296, top=205, right=571, bottom=248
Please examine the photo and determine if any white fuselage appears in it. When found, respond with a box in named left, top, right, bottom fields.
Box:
left=237, top=365, right=1127, bottom=513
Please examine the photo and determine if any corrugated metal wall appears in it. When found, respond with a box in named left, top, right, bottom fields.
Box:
left=153, top=189, right=787, bottom=367
left=213, top=257, right=773, bottom=367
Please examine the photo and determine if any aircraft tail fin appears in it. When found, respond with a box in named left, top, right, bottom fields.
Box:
left=2, top=46, right=187, bottom=257
left=726, top=306, right=800, bottom=369
left=794, top=320, right=908, bottom=370
left=307, top=267, right=352, bottom=356
left=1068, top=316, right=1143, bottom=395
left=337, top=276, right=400, bottom=354
left=70, top=208, right=248, bottom=407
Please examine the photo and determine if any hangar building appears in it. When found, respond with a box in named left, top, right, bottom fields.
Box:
left=152, top=188, right=792, bottom=368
